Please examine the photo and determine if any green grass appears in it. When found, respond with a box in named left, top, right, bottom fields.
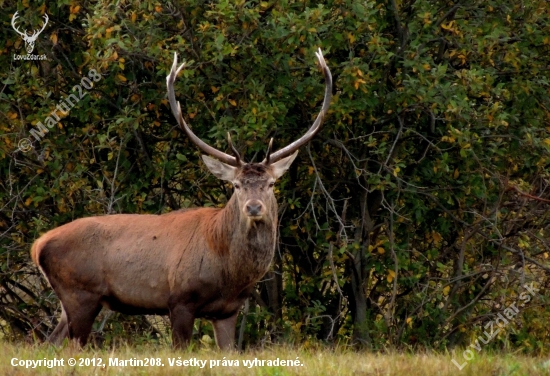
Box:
left=1, top=341, right=549, bottom=375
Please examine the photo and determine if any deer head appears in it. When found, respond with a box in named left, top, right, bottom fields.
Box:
left=166, top=49, right=332, bottom=223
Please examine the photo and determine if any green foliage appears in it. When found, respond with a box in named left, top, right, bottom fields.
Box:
left=0, top=0, right=549, bottom=352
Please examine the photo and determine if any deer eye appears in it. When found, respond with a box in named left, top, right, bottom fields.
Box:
left=268, top=182, right=275, bottom=188
left=234, top=183, right=241, bottom=190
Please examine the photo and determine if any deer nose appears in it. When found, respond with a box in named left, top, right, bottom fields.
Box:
left=245, top=200, right=264, bottom=217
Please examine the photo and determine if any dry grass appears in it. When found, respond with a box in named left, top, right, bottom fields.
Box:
left=1, top=341, right=549, bottom=375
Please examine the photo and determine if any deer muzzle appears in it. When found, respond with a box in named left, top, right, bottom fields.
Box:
left=244, top=199, right=265, bottom=219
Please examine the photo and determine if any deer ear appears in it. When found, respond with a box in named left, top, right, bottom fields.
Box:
left=202, top=155, right=237, bottom=181
left=270, top=150, right=298, bottom=180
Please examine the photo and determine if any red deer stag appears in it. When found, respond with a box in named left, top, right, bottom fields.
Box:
left=31, top=48, right=332, bottom=349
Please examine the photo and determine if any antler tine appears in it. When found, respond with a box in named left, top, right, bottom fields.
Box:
left=266, top=48, right=332, bottom=164
left=37, top=13, right=49, bottom=35
left=227, top=132, right=241, bottom=165
left=261, top=138, right=273, bottom=165
left=11, top=12, right=26, bottom=37
left=166, top=52, right=240, bottom=166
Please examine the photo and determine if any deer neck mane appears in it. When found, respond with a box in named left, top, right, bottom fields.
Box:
left=214, top=193, right=277, bottom=287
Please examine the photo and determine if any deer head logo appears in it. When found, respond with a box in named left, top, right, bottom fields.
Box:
left=11, top=11, right=49, bottom=54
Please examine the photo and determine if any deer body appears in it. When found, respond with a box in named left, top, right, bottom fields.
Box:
left=33, top=192, right=276, bottom=346
left=32, top=49, right=331, bottom=349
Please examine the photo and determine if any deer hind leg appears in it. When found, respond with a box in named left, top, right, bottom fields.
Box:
left=61, top=290, right=102, bottom=347
left=48, top=306, right=69, bottom=345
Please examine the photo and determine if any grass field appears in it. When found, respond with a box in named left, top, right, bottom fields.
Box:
left=1, top=341, right=549, bottom=375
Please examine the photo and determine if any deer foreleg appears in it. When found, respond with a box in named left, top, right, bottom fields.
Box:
left=169, top=304, right=195, bottom=349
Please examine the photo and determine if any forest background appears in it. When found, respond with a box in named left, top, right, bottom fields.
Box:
left=0, top=0, right=549, bottom=353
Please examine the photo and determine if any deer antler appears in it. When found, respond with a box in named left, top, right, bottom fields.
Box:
left=11, top=12, right=26, bottom=38
left=34, top=13, right=49, bottom=38
left=263, top=48, right=332, bottom=164
left=166, top=53, right=241, bottom=166
left=167, top=48, right=331, bottom=167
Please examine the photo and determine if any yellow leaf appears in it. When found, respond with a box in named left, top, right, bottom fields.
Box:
left=377, top=247, right=385, bottom=255
left=25, top=197, right=32, bottom=206
left=117, top=74, right=127, bottom=82
left=431, top=231, right=443, bottom=244
left=131, top=12, right=137, bottom=23
left=441, top=135, right=456, bottom=143
left=354, top=79, right=366, bottom=90
left=387, top=269, right=395, bottom=283
left=229, top=99, right=237, bottom=106
left=393, top=166, right=400, bottom=177
left=543, top=139, right=550, bottom=147
left=406, top=317, right=413, bottom=327
left=453, top=168, right=459, bottom=179
left=211, top=86, right=219, bottom=93
left=443, top=286, right=451, bottom=296
left=308, top=166, right=314, bottom=175
left=441, top=21, right=455, bottom=30
left=50, top=33, right=58, bottom=44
